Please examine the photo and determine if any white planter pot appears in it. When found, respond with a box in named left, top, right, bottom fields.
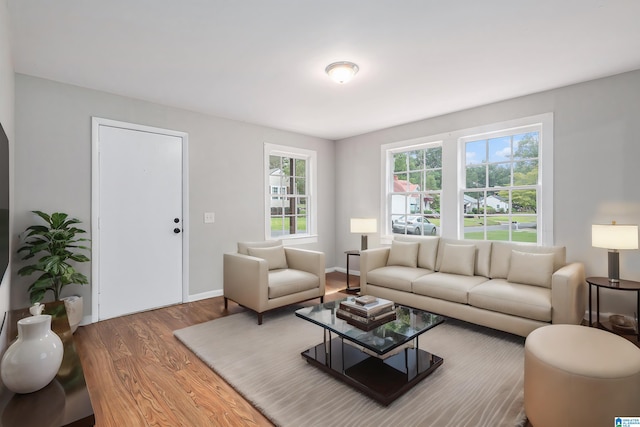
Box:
left=0, top=314, right=64, bottom=393
left=62, top=295, right=83, bottom=333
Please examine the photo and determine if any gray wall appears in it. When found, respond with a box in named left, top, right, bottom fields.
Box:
left=12, top=74, right=336, bottom=316
left=0, top=0, right=14, bottom=351
left=336, top=69, right=640, bottom=318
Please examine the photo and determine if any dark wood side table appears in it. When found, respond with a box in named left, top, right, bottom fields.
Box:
left=586, top=276, right=640, bottom=341
left=344, top=250, right=361, bottom=294
left=0, top=301, right=95, bottom=427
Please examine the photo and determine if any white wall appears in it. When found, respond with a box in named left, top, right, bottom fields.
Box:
left=0, top=0, right=15, bottom=352
left=336, top=69, right=640, bottom=319
left=12, top=75, right=336, bottom=316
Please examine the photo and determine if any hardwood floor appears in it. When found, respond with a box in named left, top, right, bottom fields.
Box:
left=75, top=272, right=534, bottom=426
left=74, top=271, right=351, bottom=427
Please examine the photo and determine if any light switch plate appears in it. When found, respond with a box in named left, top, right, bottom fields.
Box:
left=204, top=212, right=215, bottom=223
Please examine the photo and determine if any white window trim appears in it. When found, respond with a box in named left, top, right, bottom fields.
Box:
left=381, top=113, right=554, bottom=246
left=380, top=136, right=444, bottom=244
left=264, top=143, right=318, bottom=245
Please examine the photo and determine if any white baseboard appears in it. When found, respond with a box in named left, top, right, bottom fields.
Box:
left=188, top=289, right=223, bottom=302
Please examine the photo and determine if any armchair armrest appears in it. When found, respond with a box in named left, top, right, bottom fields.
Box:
left=284, top=248, right=326, bottom=293
left=223, top=253, right=269, bottom=312
left=551, top=262, right=587, bottom=324
left=360, top=247, right=390, bottom=292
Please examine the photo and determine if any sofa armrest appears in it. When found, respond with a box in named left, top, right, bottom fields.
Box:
left=551, top=262, right=587, bottom=324
left=360, top=247, right=390, bottom=293
left=284, top=248, right=326, bottom=293
left=223, top=253, right=269, bottom=311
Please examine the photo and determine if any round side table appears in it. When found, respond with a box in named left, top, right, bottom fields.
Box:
left=586, top=276, right=640, bottom=341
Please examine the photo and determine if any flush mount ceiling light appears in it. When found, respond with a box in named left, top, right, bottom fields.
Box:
left=325, top=61, right=359, bottom=84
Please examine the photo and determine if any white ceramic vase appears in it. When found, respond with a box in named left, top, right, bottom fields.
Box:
left=0, top=314, right=63, bottom=394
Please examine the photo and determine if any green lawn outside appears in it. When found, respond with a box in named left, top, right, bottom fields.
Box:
left=429, top=215, right=534, bottom=227
left=464, top=230, right=537, bottom=243
left=271, top=217, right=307, bottom=231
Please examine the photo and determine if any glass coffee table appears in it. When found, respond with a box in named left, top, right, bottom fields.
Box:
left=295, top=298, right=444, bottom=406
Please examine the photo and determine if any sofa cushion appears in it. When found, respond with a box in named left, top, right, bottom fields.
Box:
left=490, top=242, right=566, bottom=279
left=247, top=245, right=288, bottom=270
left=367, top=266, right=432, bottom=292
left=238, top=239, right=282, bottom=255
left=268, top=269, right=319, bottom=299
left=394, top=235, right=440, bottom=270
left=387, top=241, right=419, bottom=268
left=439, top=244, right=476, bottom=276
left=468, top=279, right=551, bottom=322
left=435, top=238, right=492, bottom=277
left=412, top=272, right=489, bottom=304
left=507, top=250, right=554, bottom=288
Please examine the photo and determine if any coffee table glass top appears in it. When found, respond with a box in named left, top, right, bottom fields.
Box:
left=295, top=298, right=444, bottom=355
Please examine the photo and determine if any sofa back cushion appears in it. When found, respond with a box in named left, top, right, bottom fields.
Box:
left=238, top=240, right=283, bottom=255
left=435, top=238, right=492, bottom=277
left=386, top=240, right=419, bottom=268
left=394, top=235, right=440, bottom=270
left=490, top=242, right=566, bottom=279
left=506, top=250, right=555, bottom=288
left=439, top=244, right=476, bottom=276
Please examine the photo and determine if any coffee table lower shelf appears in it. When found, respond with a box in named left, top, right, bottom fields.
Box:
left=300, top=337, right=443, bottom=406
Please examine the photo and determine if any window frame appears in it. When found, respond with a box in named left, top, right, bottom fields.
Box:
left=380, top=113, right=554, bottom=246
left=381, top=137, right=444, bottom=240
left=264, top=143, right=317, bottom=244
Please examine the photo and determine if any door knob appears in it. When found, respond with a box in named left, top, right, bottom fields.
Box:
left=173, top=228, right=181, bottom=234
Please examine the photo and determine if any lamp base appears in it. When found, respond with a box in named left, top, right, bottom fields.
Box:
left=608, top=250, right=620, bottom=283
left=361, top=235, right=368, bottom=251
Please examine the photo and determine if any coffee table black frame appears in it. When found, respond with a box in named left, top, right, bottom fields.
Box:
left=295, top=298, right=444, bottom=406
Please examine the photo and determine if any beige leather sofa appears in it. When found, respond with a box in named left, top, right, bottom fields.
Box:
left=224, top=240, right=325, bottom=324
left=360, top=235, right=586, bottom=337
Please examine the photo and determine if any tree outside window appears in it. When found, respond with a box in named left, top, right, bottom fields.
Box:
left=265, top=143, right=316, bottom=242
left=388, top=144, right=442, bottom=236
left=463, top=131, right=540, bottom=243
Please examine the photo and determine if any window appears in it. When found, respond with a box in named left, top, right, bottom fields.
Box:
left=384, top=140, right=442, bottom=236
left=462, top=127, right=541, bottom=243
left=381, top=113, right=553, bottom=245
left=264, top=143, right=317, bottom=243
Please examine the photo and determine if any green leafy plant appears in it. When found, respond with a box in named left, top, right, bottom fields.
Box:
left=17, top=211, right=90, bottom=303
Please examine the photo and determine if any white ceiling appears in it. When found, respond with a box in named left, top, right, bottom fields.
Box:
left=8, top=0, right=640, bottom=140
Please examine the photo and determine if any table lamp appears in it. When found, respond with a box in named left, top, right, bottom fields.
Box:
left=350, top=218, right=377, bottom=251
left=592, top=221, right=638, bottom=282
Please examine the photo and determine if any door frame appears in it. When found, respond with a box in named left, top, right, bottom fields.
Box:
left=91, top=117, right=190, bottom=323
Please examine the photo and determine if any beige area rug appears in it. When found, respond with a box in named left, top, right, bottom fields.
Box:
left=174, top=305, right=527, bottom=427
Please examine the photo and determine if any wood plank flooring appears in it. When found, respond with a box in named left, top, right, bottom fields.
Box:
left=75, top=271, right=533, bottom=427
left=74, top=271, right=351, bottom=427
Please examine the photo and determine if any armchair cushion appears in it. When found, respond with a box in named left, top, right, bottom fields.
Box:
left=268, top=269, right=320, bottom=299
left=237, top=239, right=282, bottom=255
left=247, top=245, right=288, bottom=270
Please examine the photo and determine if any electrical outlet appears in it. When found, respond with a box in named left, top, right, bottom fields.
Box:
left=204, top=212, right=215, bottom=223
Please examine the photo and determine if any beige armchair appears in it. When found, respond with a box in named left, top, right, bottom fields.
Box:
left=223, top=240, right=325, bottom=324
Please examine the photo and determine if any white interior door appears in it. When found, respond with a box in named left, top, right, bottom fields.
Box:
left=94, top=120, right=186, bottom=320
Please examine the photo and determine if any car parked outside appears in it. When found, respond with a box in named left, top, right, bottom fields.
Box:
left=392, top=215, right=437, bottom=235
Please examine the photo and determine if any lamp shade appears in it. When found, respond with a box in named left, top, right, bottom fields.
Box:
left=350, top=218, right=377, bottom=234
left=592, top=224, right=639, bottom=250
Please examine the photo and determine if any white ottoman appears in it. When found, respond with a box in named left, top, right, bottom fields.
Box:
left=524, top=325, right=640, bottom=427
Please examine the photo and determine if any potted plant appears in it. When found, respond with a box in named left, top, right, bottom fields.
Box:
left=17, top=211, right=90, bottom=332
